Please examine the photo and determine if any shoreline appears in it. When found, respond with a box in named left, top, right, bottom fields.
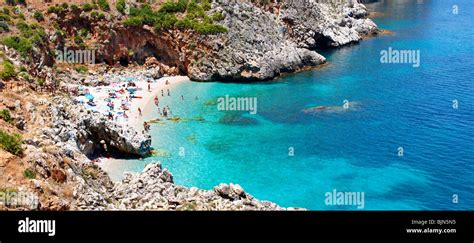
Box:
left=127, top=76, right=189, bottom=130
left=90, top=75, right=188, bottom=179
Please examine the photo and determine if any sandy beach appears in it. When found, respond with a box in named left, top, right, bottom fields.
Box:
left=79, top=74, right=188, bottom=176
left=75, top=75, right=189, bottom=131
left=126, top=76, right=189, bottom=129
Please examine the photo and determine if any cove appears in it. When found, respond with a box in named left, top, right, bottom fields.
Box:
left=104, top=0, right=474, bottom=210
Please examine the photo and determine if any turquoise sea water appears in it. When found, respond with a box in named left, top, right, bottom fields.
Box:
left=106, top=0, right=474, bottom=210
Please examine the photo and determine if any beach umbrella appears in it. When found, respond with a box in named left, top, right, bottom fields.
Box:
left=85, top=93, right=95, bottom=100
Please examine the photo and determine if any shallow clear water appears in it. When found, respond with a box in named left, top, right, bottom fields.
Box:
left=106, top=0, right=474, bottom=210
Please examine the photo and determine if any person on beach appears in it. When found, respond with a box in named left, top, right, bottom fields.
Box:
left=163, top=107, right=168, bottom=117
left=154, top=96, right=159, bottom=106
left=161, top=89, right=164, bottom=97
left=143, top=122, right=148, bottom=131
left=138, top=107, right=142, bottom=116
left=166, top=105, right=171, bottom=115
left=167, top=89, right=170, bottom=96
left=165, top=80, right=169, bottom=85
left=123, top=111, right=128, bottom=119
left=181, top=95, right=184, bottom=101
left=148, top=83, right=151, bottom=92
left=157, top=107, right=162, bottom=116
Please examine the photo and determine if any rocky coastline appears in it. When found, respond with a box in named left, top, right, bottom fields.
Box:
left=0, top=0, right=379, bottom=210
left=188, top=0, right=378, bottom=81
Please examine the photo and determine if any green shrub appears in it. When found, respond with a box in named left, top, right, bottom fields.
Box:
left=36, top=78, right=44, bottom=86
left=175, top=17, right=196, bottom=30
left=98, top=12, right=105, bottom=19
left=97, top=0, right=110, bottom=11
left=116, top=0, right=126, bottom=14
left=70, top=4, right=79, bottom=11
left=23, top=168, right=35, bottom=179
left=75, top=65, right=88, bottom=73
left=0, top=130, right=23, bottom=156
left=1, top=36, right=32, bottom=57
left=194, top=22, right=227, bottom=34
left=90, top=11, right=99, bottom=18
left=18, top=71, right=29, bottom=81
left=61, top=2, right=69, bottom=9
left=123, top=16, right=143, bottom=27
left=74, top=35, right=84, bottom=45
left=0, top=109, right=13, bottom=123
left=0, top=21, right=8, bottom=32
left=0, top=60, right=15, bottom=79
left=154, top=12, right=177, bottom=31
left=211, top=11, right=224, bottom=21
left=82, top=3, right=95, bottom=12
left=3, top=7, right=10, bottom=15
left=33, top=11, right=44, bottom=21
left=0, top=12, right=11, bottom=21
left=159, top=0, right=187, bottom=13
left=47, top=6, right=64, bottom=14
left=201, top=0, right=211, bottom=11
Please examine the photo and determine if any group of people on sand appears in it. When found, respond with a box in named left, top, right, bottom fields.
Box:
left=139, top=79, right=185, bottom=131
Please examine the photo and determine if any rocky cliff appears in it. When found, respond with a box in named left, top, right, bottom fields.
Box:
left=75, top=162, right=290, bottom=210
left=188, top=0, right=378, bottom=81
left=2, top=0, right=378, bottom=83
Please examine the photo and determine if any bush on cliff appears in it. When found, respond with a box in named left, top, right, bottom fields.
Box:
left=154, top=12, right=177, bottom=31
left=0, top=59, right=15, bottom=79
left=123, top=16, right=143, bottom=27
left=0, top=109, right=13, bottom=123
left=159, top=0, right=188, bottom=13
left=33, top=11, right=44, bottom=21
left=47, top=6, right=65, bottom=15
left=82, top=3, right=97, bottom=12
left=1, top=36, right=32, bottom=57
left=98, top=0, right=110, bottom=11
left=0, top=130, right=23, bottom=156
left=23, top=168, right=36, bottom=179
left=116, top=0, right=126, bottom=14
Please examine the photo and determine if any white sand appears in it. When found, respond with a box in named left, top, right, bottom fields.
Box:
left=78, top=75, right=188, bottom=131
left=127, top=76, right=189, bottom=129
left=91, top=75, right=189, bottom=177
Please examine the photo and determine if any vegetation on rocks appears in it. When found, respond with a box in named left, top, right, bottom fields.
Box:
left=23, top=168, right=36, bottom=179
left=0, top=109, right=13, bottom=123
left=0, top=59, right=16, bottom=79
left=116, top=0, right=126, bottom=14
left=33, top=11, right=44, bottom=22
left=0, top=130, right=23, bottom=156
left=123, top=1, right=227, bottom=35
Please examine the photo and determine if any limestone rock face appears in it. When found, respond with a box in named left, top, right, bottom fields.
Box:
left=187, top=0, right=378, bottom=81
left=50, top=97, right=151, bottom=158
left=106, top=163, right=292, bottom=211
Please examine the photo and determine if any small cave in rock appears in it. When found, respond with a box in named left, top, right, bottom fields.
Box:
left=131, top=42, right=185, bottom=74
left=313, top=33, right=334, bottom=50
left=86, top=142, right=142, bottom=161
left=119, top=56, right=129, bottom=67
